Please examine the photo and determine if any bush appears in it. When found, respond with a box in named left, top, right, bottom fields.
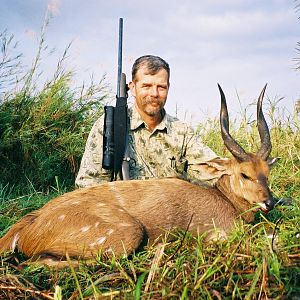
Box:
left=0, top=30, right=108, bottom=191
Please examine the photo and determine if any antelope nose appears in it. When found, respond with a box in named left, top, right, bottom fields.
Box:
left=264, top=198, right=274, bottom=211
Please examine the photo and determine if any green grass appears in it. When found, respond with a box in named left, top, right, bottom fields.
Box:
left=0, top=205, right=299, bottom=299
left=0, top=27, right=108, bottom=191
left=0, top=107, right=299, bottom=299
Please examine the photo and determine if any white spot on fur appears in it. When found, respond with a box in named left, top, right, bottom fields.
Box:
left=97, top=236, right=107, bottom=244
left=89, top=242, right=96, bottom=247
left=105, top=247, right=113, bottom=253
left=236, top=177, right=247, bottom=199
left=120, top=222, right=132, bottom=227
left=107, top=228, right=114, bottom=235
left=80, top=226, right=91, bottom=233
left=118, top=208, right=125, bottom=212
left=58, top=215, right=65, bottom=221
left=72, top=201, right=80, bottom=205
left=95, top=222, right=100, bottom=228
left=11, top=233, right=20, bottom=251
left=109, top=183, right=126, bottom=205
left=97, top=203, right=106, bottom=207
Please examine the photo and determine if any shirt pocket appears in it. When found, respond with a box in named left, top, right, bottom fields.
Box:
left=92, top=153, right=102, bottom=164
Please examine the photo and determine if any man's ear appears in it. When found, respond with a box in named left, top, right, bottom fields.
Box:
left=189, top=158, right=232, bottom=180
left=267, top=157, right=279, bottom=168
left=128, top=81, right=136, bottom=97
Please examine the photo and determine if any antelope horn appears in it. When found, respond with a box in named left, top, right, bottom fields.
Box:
left=256, top=84, right=272, bottom=160
left=218, top=84, right=249, bottom=162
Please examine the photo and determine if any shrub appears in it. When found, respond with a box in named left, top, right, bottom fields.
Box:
left=0, top=30, right=109, bottom=191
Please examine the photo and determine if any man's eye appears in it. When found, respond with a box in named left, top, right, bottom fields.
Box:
left=241, top=173, right=250, bottom=180
left=158, top=85, right=167, bottom=90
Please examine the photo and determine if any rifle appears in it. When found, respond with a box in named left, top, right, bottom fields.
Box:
left=102, top=18, right=130, bottom=180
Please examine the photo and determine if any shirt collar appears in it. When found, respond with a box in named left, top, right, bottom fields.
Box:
left=130, top=104, right=171, bottom=133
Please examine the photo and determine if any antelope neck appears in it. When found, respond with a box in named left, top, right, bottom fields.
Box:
left=215, top=175, right=255, bottom=223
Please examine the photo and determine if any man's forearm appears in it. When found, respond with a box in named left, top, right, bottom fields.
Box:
left=75, top=116, right=107, bottom=188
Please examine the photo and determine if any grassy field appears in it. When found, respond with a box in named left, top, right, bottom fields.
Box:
left=0, top=105, right=299, bottom=299
left=0, top=27, right=299, bottom=299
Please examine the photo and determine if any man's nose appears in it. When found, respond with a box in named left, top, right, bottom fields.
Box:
left=150, top=86, right=159, bottom=97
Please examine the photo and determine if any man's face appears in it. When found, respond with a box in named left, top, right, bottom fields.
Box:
left=129, top=66, right=169, bottom=117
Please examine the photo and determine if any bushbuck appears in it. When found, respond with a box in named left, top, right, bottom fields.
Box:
left=0, top=84, right=276, bottom=267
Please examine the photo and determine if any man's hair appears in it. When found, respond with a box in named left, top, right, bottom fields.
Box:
left=132, top=55, right=170, bottom=84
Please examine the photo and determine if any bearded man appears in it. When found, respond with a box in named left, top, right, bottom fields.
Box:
left=76, top=55, right=217, bottom=187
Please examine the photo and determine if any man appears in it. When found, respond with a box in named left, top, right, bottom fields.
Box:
left=75, top=55, right=217, bottom=188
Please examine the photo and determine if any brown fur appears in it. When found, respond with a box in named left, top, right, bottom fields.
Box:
left=0, top=155, right=274, bottom=267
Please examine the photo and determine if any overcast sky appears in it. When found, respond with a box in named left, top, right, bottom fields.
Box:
left=1, top=0, right=299, bottom=123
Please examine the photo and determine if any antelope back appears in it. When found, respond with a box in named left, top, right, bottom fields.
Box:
left=0, top=178, right=241, bottom=262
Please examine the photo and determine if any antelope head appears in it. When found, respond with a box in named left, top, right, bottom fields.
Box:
left=196, top=85, right=277, bottom=221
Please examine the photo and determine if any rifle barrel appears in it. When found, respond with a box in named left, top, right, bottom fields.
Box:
left=117, top=18, right=123, bottom=98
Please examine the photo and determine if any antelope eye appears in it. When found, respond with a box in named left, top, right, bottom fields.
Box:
left=241, top=173, right=250, bottom=180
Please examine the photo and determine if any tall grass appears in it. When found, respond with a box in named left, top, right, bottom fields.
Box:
left=0, top=27, right=109, bottom=191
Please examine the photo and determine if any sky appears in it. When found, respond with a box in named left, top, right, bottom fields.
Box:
left=1, top=0, right=299, bottom=123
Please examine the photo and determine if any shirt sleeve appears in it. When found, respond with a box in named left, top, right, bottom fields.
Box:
left=75, top=116, right=112, bottom=188
left=183, top=127, right=219, bottom=182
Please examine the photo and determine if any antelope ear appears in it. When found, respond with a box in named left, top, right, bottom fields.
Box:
left=267, top=157, right=279, bottom=168
left=189, top=158, right=232, bottom=180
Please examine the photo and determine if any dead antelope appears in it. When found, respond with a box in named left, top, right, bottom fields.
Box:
left=0, top=84, right=276, bottom=267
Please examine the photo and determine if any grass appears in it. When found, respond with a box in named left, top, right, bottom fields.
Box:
left=0, top=206, right=299, bottom=299
left=0, top=106, right=299, bottom=299
left=0, top=14, right=109, bottom=192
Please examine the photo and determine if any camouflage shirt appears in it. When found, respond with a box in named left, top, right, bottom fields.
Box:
left=75, top=105, right=217, bottom=188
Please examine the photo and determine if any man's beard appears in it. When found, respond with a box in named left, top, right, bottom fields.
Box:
left=143, top=98, right=164, bottom=116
